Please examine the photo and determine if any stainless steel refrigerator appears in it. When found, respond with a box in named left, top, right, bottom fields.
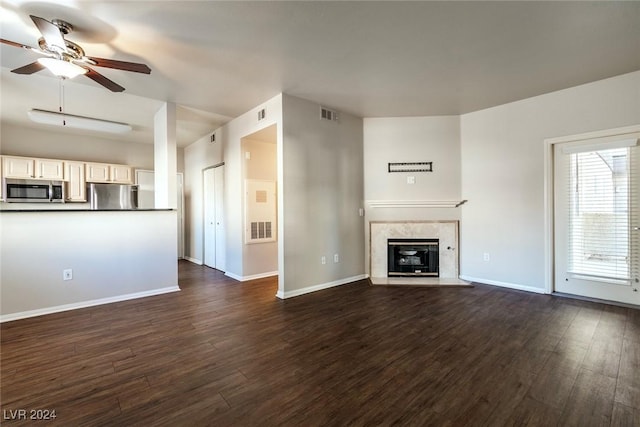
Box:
left=88, top=183, right=139, bottom=210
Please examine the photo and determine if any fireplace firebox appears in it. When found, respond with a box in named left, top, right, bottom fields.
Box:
left=387, top=238, right=439, bottom=277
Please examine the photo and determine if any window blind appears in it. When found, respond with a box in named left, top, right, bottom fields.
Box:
left=563, top=142, right=639, bottom=284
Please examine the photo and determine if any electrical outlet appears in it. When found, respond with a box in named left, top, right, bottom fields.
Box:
left=334, top=254, right=339, bottom=263
left=321, top=256, right=326, bottom=265
left=483, top=253, right=490, bottom=262
left=63, top=269, right=73, bottom=281
left=407, top=176, right=416, bottom=184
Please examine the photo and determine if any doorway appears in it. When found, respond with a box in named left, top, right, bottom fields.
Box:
left=204, top=164, right=225, bottom=271
left=552, top=131, right=639, bottom=305
left=241, top=125, right=278, bottom=278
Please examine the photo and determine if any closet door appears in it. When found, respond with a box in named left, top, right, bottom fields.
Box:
left=204, top=166, right=225, bottom=271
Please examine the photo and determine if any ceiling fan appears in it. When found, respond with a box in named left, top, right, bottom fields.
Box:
left=1, top=15, right=151, bottom=92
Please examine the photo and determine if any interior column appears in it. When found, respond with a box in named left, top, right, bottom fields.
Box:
left=153, top=102, right=177, bottom=209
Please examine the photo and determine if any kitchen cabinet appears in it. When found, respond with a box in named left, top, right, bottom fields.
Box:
left=35, top=159, right=64, bottom=180
left=65, top=161, right=86, bottom=202
left=86, top=162, right=133, bottom=184
left=3, top=156, right=34, bottom=178
left=2, top=156, right=64, bottom=180
left=111, top=164, right=132, bottom=183
left=86, top=163, right=110, bottom=182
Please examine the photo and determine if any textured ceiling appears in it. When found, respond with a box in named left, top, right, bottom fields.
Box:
left=1, top=1, right=639, bottom=147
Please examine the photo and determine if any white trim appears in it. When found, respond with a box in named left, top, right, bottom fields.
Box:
left=545, top=125, right=640, bottom=145
left=0, top=286, right=181, bottom=323
left=184, top=256, right=203, bottom=265
left=367, top=200, right=466, bottom=209
left=224, top=271, right=242, bottom=281
left=225, top=271, right=278, bottom=282
left=275, top=274, right=368, bottom=299
left=560, top=135, right=639, bottom=154
left=543, top=124, right=640, bottom=296
left=459, top=275, right=547, bottom=295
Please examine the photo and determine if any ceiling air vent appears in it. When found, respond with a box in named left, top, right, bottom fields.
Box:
left=320, top=106, right=339, bottom=122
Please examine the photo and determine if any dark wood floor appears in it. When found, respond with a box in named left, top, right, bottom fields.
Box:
left=1, top=261, right=639, bottom=426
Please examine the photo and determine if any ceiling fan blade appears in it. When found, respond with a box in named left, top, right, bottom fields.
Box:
left=11, top=61, right=45, bottom=75
left=85, top=57, right=151, bottom=74
left=30, top=15, right=66, bottom=52
left=1, top=38, right=34, bottom=49
left=85, top=68, right=125, bottom=92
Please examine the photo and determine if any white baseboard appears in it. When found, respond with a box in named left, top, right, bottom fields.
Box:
left=0, top=286, right=181, bottom=323
left=184, top=256, right=203, bottom=265
left=276, top=274, right=368, bottom=299
left=225, top=271, right=278, bottom=282
left=459, top=275, right=547, bottom=294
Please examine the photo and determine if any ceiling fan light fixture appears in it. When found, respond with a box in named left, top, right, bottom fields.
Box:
left=28, top=109, right=132, bottom=134
left=37, top=57, right=87, bottom=79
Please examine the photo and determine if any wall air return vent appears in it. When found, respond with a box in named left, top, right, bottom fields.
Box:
left=320, top=107, right=339, bottom=122
left=210, top=133, right=216, bottom=143
left=257, top=108, right=266, bottom=121
left=250, top=221, right=273, bottom=240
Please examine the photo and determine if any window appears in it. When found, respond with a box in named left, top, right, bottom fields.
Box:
left=568, top=147, right=630, bottom=281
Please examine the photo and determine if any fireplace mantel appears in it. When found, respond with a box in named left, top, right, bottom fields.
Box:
left=367, top=200, right=467, bottom=209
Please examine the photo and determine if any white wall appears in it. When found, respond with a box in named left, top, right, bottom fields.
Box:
left=363, top=116, right=462, bottom=273
left=460, top=70, right=640, bottom=291
left=183, top=130, right=223, bottom=263
left=364, top=116, right=461, bottom=204
left=1, top=210, right=179, bottom=321
left=279, top=94, right=365, bottom=296
left=183, top=94, right=282, bottom=279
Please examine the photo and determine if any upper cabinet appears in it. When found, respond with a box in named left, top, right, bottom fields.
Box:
left=35, top=159, right=64, bottom=180
left=2, top=156, right=64, bottom=180
left=85, top=162, right=110, bottom=183
left=111, top=164, right=132, bottom=183
left=86, top=162, right=133, bottom=184
left=3, top=156, right=35, bottom=178
left=65, top=161, right=86, bottom=202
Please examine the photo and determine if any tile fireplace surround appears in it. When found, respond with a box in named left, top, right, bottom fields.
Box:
left=369, top=221, right=468, bottom=286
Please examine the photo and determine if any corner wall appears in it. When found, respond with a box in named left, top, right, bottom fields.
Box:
left=363, top=116, right=462, bottom=274
left=460, top=70, right=640, bottom=291
left=279, top=95, right=365, bottom=297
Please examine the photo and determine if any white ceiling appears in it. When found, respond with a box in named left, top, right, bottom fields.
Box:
left=1, top=1, right=639, bottom=147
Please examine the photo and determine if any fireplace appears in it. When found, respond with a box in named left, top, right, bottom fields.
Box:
left=387, top=238, right=439, bottom=277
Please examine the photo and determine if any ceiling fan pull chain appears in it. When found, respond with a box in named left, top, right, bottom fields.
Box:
left=59, top=77, right=66, bottom=126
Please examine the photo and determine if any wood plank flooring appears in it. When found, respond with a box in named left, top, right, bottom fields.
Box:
left=1, top=260, right=639, bottom=426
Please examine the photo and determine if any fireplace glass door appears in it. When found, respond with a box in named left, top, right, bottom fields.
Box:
left=387, top=239, right=439, bottom=277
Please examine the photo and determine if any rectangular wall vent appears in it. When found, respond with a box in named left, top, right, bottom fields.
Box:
left=320, top=107, right=339, bottom=122
left=251, top=221, right=273, bottom=240
left=210, top=133, right=216, bottom=143
left=257, top=109, right=266, bottom=121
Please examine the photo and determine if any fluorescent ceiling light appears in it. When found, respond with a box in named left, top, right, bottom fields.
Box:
left=28, top=109, right=132, bottom=134
left=37, top=57, right=88, bottom=79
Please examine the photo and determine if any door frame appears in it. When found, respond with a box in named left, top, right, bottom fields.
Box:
left=543, top=124, right=640, bottom=295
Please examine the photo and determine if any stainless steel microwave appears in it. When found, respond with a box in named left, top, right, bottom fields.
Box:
left=4, top=178, right=65, bottom=203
